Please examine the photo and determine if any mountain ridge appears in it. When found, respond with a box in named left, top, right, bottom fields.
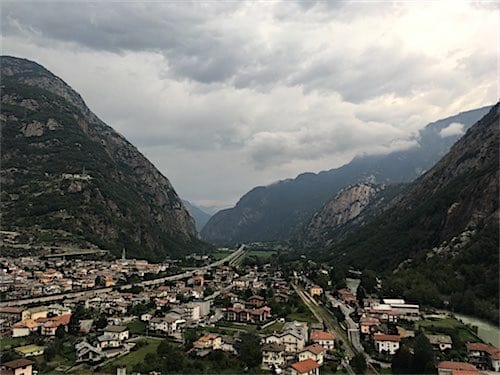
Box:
left=201, top=105, right=492, bottom=244
left=324, top=103, right=499, bottom=322
left=1, top=56, right=206, bottom=261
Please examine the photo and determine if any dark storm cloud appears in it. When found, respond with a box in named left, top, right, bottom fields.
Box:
left=0, top=1, right=443, bottom=100
left=1, top=1, right=497, bottom=206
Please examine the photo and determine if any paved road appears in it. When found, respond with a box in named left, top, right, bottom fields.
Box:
left=326, top=292, right=380, bottom=374
left=326, top=292, right=363, bottom=352
left=0, top=246, right=245, bottom=307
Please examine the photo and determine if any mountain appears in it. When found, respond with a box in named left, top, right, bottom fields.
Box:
left=298, top=183, right=405, bottom=248
left=0, top=56, right=205, bottom=261
left=201, top=106, right=492, bottom=244
left=325, top=104, right=499, bottom=322
left=182, top=200, right=212, bottom=232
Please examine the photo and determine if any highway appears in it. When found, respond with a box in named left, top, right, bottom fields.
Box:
left=0, top=245, right=246, bottom=307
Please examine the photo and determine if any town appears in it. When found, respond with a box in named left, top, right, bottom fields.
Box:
left=0, top=245, right=498, bottom=375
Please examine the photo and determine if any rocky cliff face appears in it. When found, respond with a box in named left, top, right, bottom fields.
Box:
left=301, top=183, right=381, bottom=247
left=324, top=104, right=499, bottom=322
left=202, top=105, right=491, bottom=245
left=1, top=56, right=202, bottom=260
left=329, top=103, right=499, bottom=271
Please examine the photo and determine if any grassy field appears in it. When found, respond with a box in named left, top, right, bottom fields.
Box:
left=104, top=337, right=162, bottom=373
left=0, top=336, right=35, bottom=350
left=211, top=250, right=233, bottom=260
left=416, top=318, right=482, bottom=343
left=246, top=249, right=278, bottom=259
left=260, top=321, right=285, bottom=334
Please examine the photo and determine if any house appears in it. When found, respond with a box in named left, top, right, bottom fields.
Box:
left=193, top=334, right=222, bottom=351
left=97, top=326, right=129, bottom=349
left=309, top=285, right=323, bottom=297
left=75, top=341, right=104, bottom=363
left=149, top=315, right=183, bottom=335
left=261, top=343, right=285, bottom=369
left=0, top=359, right=34, bottom=375
left=39, top=313, right=71, bottom=336
left=299, top=344, right=325, bottom=365
left=221, top=335, right=238, bottom=355
left=21, top=306, right=48, bottom=321
left=337, top=288, right=356, bottom=305
left=247, top=295, right=265, bottom=308
left=366, top=307, right=398, bottom=323
left=140, top=312, right=154, bottom=322
left=310, top=330, right=335, bottom=350
left=373, top=333, right=400, bottom=355
left=437, top=361, right=479, bottom=375
left=264, top=325, right=307, bottom=354
left=103, top=325, right=129, bottom=341
left=466, top=342, right=500, bottom=371
left=97, top=334, right=122, bottom=350
left=359, top=317, right=380, bottom=335
left=289, top=359, right=320, bottom=375
left=226, top=306, right=271, bottom=323
left=426, top=335, right=452, bottom=351
left=0, top=307, right=24, bottom=322
left=14, top=344, right=45, bottom=357
left=12, top=319, right=39, bottom=338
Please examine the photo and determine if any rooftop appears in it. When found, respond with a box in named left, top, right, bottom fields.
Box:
left=290, top=359, right=320, bottom=374
left=374, top=333, right=401, bottom=342
left=2, top=359, right=34, bottom=369
left=301, top=343, right=324, bottom=355
left=310, top=330, right=335, bottom=341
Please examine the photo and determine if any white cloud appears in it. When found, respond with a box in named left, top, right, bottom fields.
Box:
left=1, top=1, right=498, bottom=207
left=439, top=122, right=465, bottom=138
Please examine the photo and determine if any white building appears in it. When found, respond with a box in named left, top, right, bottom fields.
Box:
left=298, top=344, right=325, bottom=365
left=373, top=333, right=400, bottom=355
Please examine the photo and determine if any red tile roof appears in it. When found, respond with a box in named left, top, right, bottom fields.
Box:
left=360, top=317, right=380, bottom=325
left=374, top=333, right=400, bottom=342
left=290, top=359, right=320, bottom=374
left=437, top=361, right=478, bottom=373
left=2, top=359, right=34, bottom=369
left=466, top=342, right=500, bottom=356
left=302, top=344, right=324, bottom=355
left=310, top=330, right=335, bottom=341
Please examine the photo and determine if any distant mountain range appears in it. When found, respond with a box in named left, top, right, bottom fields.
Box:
left=201, top=105, right=492, bottom=245
left=182, top=200, right=212, bottom=232
left=1, top=56, right=208, bottom=261
left=322, top=104, right=499, bottom=323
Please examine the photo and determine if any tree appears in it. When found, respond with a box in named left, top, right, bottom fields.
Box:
left=69, top=303, right=85, bottom=334
left=356, top=285, right=367, bottom=307
left=391, top=345, right=413, bottom=374
left=236, top=333, right=262, bottom=369
left=413, top=333, right=436, bottom=374
left=95, top=314, right=108, bottom=329
left=55, top=325, right=66, bottom=339
left=183, top=328, right=199, bottom=350
left=351, top=353, right=367, bottom=374
left=44, top=344, right=56, bottom=362
left=360, top=270, right=378, bottom=294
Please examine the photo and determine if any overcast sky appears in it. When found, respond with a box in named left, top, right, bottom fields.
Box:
left=2, top=1, right=498, bottom=209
